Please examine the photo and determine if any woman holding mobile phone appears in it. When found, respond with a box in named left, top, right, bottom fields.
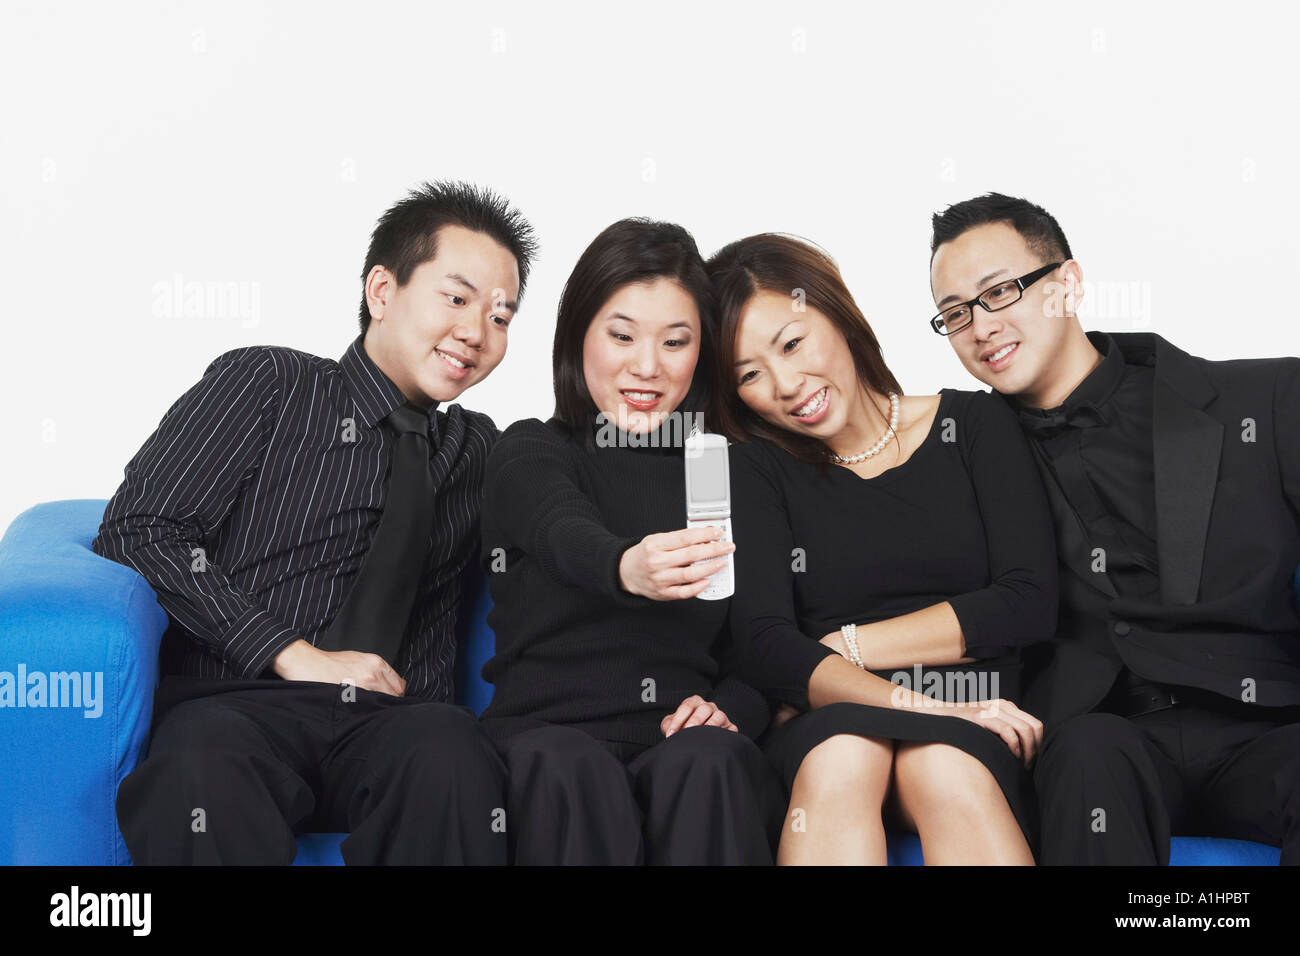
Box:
left=708, top=233, right=1058, bottom=865
left=477, top=218, right=783, bottom=865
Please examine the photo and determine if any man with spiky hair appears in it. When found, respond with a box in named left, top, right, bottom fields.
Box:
left=929, top=192, right=1300, bottom=865
left=94, top=181, right=538, bottom=864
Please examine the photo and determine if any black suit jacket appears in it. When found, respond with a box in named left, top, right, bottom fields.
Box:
left=1017, top=332, right=1300, bottom=733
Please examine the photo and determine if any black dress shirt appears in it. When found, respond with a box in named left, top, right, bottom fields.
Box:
left=1012, top=331, right=1160, bottom=694
left=1016, top=331, right=1160, bottom=602
left=92, top=334, right=498, bottom=702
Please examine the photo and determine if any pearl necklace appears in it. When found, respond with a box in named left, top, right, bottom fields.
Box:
left=830, top=392, right=900, bottom=464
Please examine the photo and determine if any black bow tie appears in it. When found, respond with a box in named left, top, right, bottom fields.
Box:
left=1019, top=401, right=1109, bottom=439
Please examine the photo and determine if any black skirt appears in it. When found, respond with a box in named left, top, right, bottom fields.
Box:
left=761, top=659, right=1040, bottom=859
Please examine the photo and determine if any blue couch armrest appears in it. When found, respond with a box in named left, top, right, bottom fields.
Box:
left=0, top=499, right=167, bottom=865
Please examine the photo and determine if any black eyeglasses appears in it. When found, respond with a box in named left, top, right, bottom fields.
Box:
left=930, top=262, right=1063, bottom=336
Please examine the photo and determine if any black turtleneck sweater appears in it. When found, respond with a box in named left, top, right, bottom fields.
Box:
left=478, top=413, right=769, bottom=746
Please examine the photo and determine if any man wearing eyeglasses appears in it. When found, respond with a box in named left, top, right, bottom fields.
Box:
left=927, top=192, right=1300, bottom=865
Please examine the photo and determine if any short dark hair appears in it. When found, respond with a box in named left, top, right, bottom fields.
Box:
left=706, top=233, right=902, bottom=471
left=552, top=218, right=717, bottom=431
left=358, top=180, right=538, bottom=334
left=930, top=192, right=1072, bottom=264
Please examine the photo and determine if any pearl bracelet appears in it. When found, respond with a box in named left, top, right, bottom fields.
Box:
left=841, top=622, right=867, bottom=670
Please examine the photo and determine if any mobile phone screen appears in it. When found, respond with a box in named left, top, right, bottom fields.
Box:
left=685, top=435, right=730, bottom=514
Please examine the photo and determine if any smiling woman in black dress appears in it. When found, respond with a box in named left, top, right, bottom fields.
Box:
left=477, top=219, right=784, bottom=865
left=707, top=233, right=1059, bottom=865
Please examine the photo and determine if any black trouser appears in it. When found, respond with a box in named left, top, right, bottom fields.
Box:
left=117, top=678, right=507, bottom=865
left=492, top=723, right=785, bottom=865
left=1034, top=700, right=1300, bottom=865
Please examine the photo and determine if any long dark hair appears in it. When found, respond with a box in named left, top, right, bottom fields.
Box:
left=552, top=218, right=717, bottom=435
left=705, top=233, right=902, bottom=468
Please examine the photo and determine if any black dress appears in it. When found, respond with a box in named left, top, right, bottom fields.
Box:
left=729, top=388, right=1060, bottom=853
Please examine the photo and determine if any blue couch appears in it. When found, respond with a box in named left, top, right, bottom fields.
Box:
left=0, top=499, right=1289, bottom=866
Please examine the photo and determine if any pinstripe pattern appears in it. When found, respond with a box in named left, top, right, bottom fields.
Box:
left=92, top=334, right=498, bottom=702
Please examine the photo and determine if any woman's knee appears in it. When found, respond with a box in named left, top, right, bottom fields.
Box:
left=655, top=724, right=758, bottom=766
left=792, top=733, right=893, bottom=802
left=894, top=741, right=1004, bottom=816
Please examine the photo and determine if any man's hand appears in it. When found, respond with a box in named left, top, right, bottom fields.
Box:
left=660, top=694, right=737, bottom=736
left=272, top=639, right=406, bottom=697
left=619, top=527, right=734, bottom=601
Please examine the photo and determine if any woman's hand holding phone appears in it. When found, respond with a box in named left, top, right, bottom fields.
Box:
left=618, top=527, right=735, bottom=601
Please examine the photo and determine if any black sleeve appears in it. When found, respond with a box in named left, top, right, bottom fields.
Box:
left=474, top=410, right=502, bottom=445
left=706, top=607, right=772, bottom=739
left=446, top=408, right=499, bottom=634
left=728, top=442, right=837, bottom=709
left=481, top=419, right=648, bottom=606
left=1273, top=358, right=1300, bottom=518
left=90, top=349, right=300, bottom=677
left=946, top=390, right=1060, bottom=657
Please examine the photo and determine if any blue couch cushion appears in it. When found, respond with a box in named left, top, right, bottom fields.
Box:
left=292, top=832, right=347, bottom=866
left=452, top=564, right=496, bottom=717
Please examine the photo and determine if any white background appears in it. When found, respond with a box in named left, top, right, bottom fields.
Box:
left=2, top=0, right=1297, bottom=538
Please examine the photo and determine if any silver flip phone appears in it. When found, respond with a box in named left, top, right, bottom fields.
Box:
left=684, top=432, right=734, bottom=600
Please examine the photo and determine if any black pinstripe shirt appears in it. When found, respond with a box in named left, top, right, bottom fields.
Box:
left=92, top=334, right=499, bottom=702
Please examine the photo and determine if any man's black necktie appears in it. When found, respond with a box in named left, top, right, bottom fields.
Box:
left=316, top=403, right=435, bottom=665
left=1018, top=401, right=1108, bottom=440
